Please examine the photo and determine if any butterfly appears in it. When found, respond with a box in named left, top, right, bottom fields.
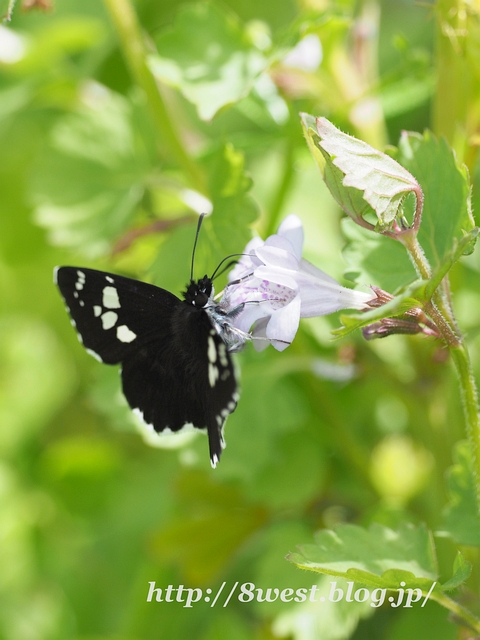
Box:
left=54, top=216, right=250, bottom=467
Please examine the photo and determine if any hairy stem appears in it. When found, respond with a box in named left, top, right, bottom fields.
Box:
left=102, top=0, right=206, bottom=194
left=430, top=591, right=480, bottom=634
left=399, top=233, right=480, bottom=510
left=450, top=345, right=480, bottom=513
left=400, top=234, right=460, bottom=346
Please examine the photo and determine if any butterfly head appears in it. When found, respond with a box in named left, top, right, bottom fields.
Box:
left=183, top=276, right=213, bottom=308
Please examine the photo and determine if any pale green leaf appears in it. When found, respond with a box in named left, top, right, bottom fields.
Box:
left=301, top=114, right=421, bottom=230
left=150, top=2, right=268, bottom=121
left=287, top=522, right=438, bottom=591
left=441, top=553, right=472, bottom=591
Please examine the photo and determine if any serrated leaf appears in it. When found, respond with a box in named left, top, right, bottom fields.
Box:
left=287, top=522, right=438, bottom=591
left=340, top=132, right=475, bottom=294
left=332, top=280, right=427, bottom=339
left=393, top=131, right=475, bottom=268
left=301, top=114, right=421, bottom=230
left=150, top=2, right=268, bottom=121
left=31, top=90, right=152, bottom=257
left=438, top=441, right=480, bottom=547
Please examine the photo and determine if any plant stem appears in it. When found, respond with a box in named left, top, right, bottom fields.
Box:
left=102, top=0, right=206, bottom=194
left=430, top=591, right=480, bottom=634
left=400, top=233, right=480, bottom=510
left=450, top=345, right=480, bottom=512
left=400, top=234, right=459, bottom=345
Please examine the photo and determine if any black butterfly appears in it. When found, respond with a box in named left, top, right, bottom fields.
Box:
left=54, top=218, right=249, bottom=467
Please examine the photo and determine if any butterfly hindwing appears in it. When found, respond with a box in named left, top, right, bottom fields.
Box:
left=55, top=266, right=238, bottom=466
left=120, top=300, right=238, bottom=466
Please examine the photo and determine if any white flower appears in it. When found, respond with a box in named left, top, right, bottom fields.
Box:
left=224, top=214, right=373, bottom=351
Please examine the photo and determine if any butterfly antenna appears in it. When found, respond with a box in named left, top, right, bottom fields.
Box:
left=190, top=213, right=206, bottom=281
left=211, top=253, right=251, bottom=281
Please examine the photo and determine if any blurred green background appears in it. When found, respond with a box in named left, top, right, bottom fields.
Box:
left=1, top=0, right=479, bottom=638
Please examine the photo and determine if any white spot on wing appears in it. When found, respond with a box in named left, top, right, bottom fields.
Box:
left=79, top=300, right=85, bottom=307
left=106, top=276, right=114, bottom=284
left=116, top=324, right=136, bottom=343
left=207, top=336, right=217, bottom=363
left=93, top=305, right=102, bottom=317
left=208, top=363, right=219, bottom=387
left=75, top=282, right=83, bottom=290
left=101, top=310, right=118, bottom=330
left=218, top=342, right=228, bottom=367
left=102, top=286, right=121, bottom=309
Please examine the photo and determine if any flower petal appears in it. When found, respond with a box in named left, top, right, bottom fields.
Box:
left=299, top=258, right=340, bottom=285
left=254, top=266, right=298, bottom=291
left=256, top=243, right=299, bottom=271
left=277, top=214, right=304, bottom=261
left=265, top=294, right=301, bottom=350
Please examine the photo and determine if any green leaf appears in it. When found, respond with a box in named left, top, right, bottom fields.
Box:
left=287, top=522, right=438, bottom=591
left=340, top=132, right=475, bottom=294
left=150, top=2, right=268, bottom=121
left=438, top=440, right=480, bottom=547
left=332, top=279, right=427, bottom=339
left=441, top=553, right=472, bottom=591
left=31, top=90, right=152, bottom=257
left=273, top=576, right=375, bottom=640
left=342, top=217, right=416, bottom=292
left=149, top=143, right=258, bottom=294
left=202, top=143, right=259, bottom=262
left=425, top=227, right=480, bottom=300
left=301, top=114, right=421, bottom=230
left=393, top=131, right=476, bottom=268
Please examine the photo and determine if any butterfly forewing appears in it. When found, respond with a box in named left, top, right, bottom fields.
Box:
left=55, top=266, right=238, bottom=466
left=55, top=266, right=180, bottom=363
